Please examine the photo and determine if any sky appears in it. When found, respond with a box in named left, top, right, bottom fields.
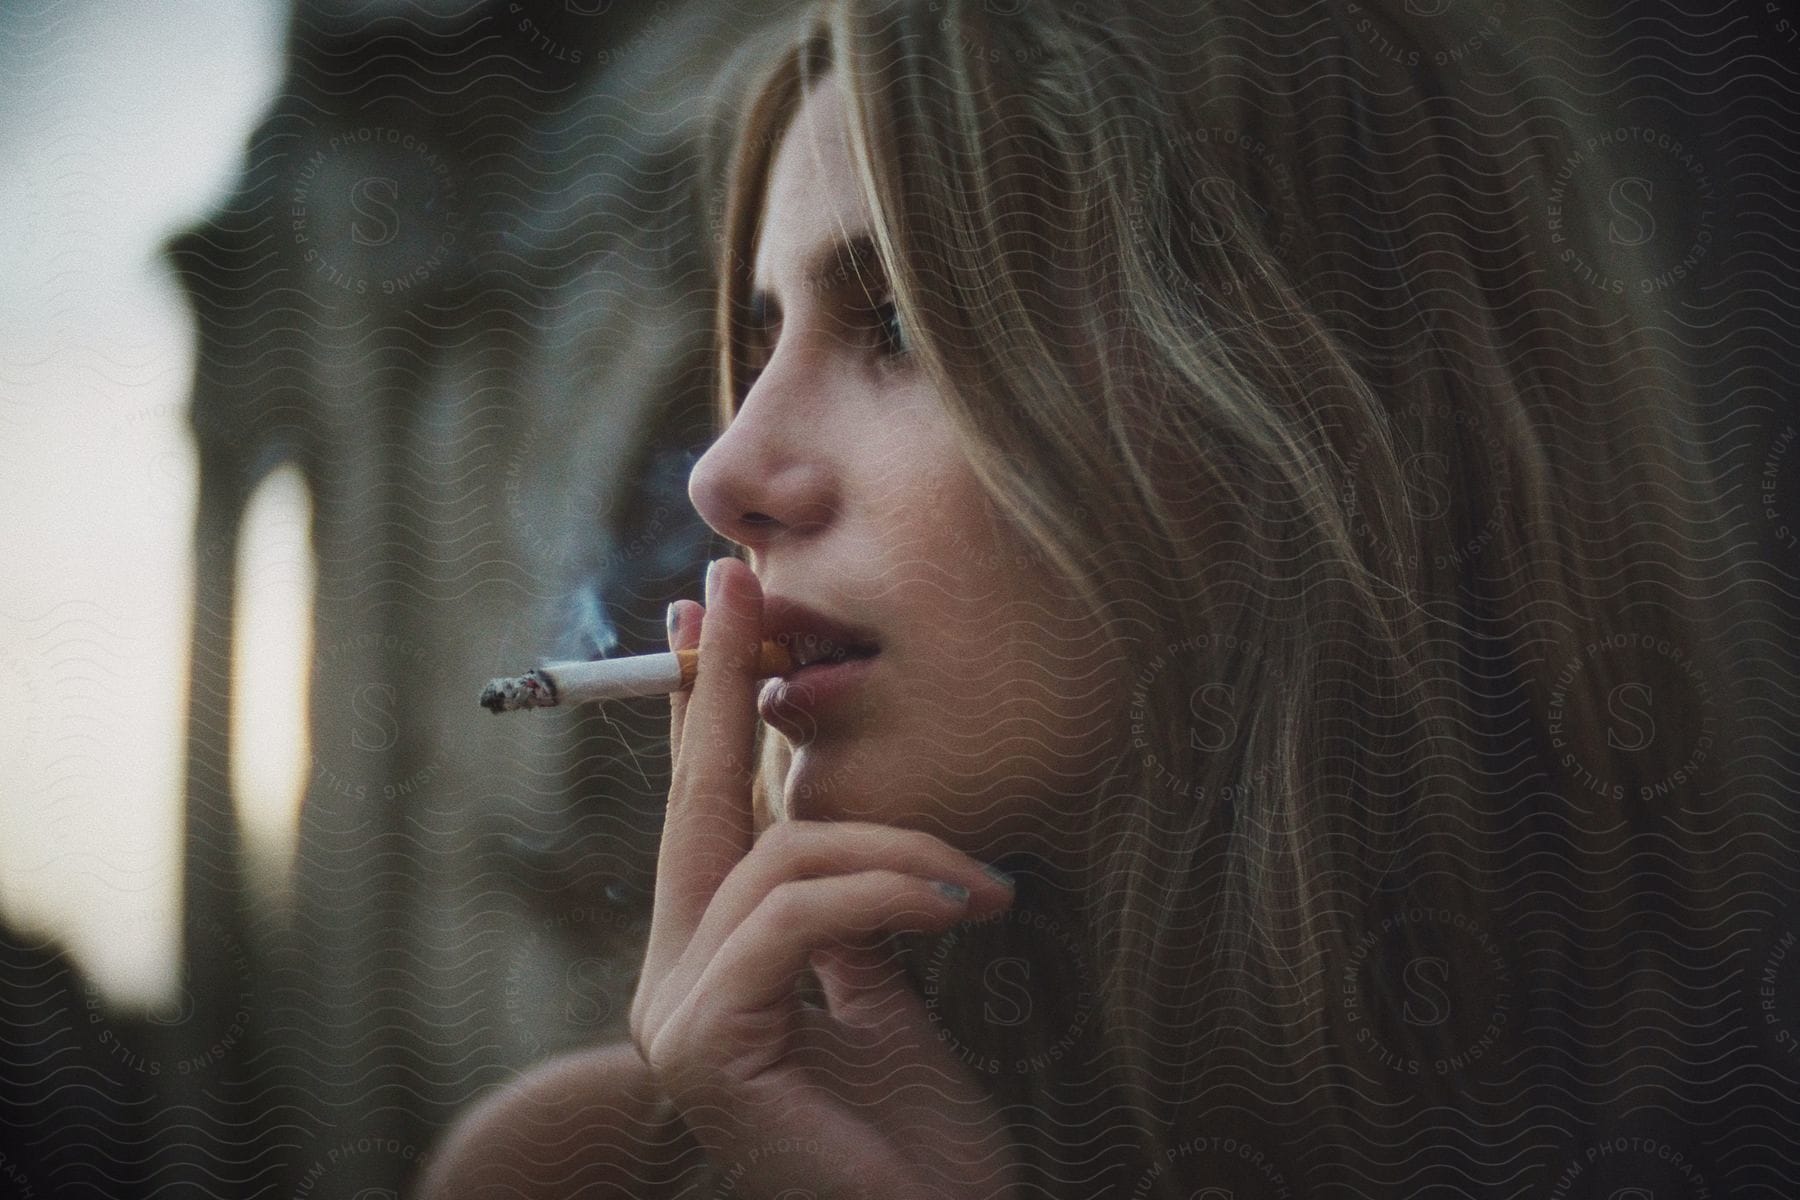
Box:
left=0, top=0, right=295, bottom=1006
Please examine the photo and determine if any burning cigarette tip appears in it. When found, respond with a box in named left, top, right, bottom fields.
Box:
left=479, top=668, right=558, bottom=714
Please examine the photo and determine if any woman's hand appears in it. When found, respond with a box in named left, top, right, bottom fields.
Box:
left=629, top=556, right=1023, bottom=1200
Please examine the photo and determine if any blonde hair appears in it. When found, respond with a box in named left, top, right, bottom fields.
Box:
left=706, top=0, right=1766, bottom=1192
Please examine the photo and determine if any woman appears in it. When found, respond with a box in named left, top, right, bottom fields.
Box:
left=424, top=0, right=1782, bottom=1196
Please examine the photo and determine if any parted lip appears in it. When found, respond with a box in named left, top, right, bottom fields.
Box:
left=760, top=594, right=881, bottom=675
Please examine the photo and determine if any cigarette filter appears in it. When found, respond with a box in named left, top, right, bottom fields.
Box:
left=480, top=641, right=795, bottom=713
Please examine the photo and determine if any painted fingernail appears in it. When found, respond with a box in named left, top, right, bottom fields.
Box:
left=981, top=864, right=1016, bottom=889
left=932, top=881, right=970, bottom=903
left=666, top=601, right=681, bottom=646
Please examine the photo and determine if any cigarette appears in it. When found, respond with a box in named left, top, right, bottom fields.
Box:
left=479, top=641, right=796, bottom=713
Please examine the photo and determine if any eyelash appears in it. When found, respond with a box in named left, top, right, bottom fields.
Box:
left=735, top=294, right=910, bottom=402
left=870, top=297, right=909, bottom=358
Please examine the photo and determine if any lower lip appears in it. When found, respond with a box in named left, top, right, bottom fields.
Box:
left=757, top=655, right=878, bottom=732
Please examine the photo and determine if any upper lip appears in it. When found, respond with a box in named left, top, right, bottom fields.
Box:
left=760, top=594, right=881, bottom=674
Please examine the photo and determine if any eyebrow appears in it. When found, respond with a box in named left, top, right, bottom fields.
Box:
left=746, top=231, right=887, bottom=331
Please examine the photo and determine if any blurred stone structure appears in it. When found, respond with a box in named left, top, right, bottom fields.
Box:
left=2, top=1, right=796, bottom=1196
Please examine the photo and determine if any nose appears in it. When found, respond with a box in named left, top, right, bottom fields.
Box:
left=687, top=382, right=838, bottom=555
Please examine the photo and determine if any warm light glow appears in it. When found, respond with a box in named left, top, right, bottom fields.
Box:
left=230, top=465, right=317, bottom=906
left=0, top=0, right=287, bottom=1010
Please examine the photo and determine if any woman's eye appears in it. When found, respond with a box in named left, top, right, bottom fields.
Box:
left=871, top=297, right=909, bottom=357
left=733, top=297, right=906, bottom=405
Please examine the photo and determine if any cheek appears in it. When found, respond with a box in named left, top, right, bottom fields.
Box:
left=913, top=568, right=1099, bottom=735
left=989, top=562, right=1128, bottom=763
left=907, top=482, right=1022, bottom=594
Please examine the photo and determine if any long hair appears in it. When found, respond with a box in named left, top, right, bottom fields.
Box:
left=702, top=0, right=1772, bottom=1194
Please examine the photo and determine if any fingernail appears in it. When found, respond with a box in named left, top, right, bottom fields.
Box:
left=981, top=863, right=1016, bottom=889
left=705, top=558, right=724, bottom=604
left=666, top=601, right=681, bottom=646
left=932, top=880, right=970, bottom=903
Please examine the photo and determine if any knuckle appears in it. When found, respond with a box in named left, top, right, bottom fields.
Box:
left=642, top=1012, right=727, bottom=1107
left=754, top=818, right=805, bottom=858
left=630, top=1023, right=657, bottom=1073
left=762, top=879, right=807, bottom=926
left=627, top=1001, right=655, bottom=1057
left=639, top=1010, right=685, bottom=1080
left=641, top=1034, right=677, bottom=1083
left=627, top=993, right=647, bottom=1037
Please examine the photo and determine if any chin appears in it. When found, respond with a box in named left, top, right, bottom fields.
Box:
left=777, top=738, right=873, bottom=823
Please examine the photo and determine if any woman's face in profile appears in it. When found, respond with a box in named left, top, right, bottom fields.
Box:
left=687, top=75, right=1122, bottom=861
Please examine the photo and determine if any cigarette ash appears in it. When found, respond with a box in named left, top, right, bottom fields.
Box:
left=479, top=668, right=557, bottom=714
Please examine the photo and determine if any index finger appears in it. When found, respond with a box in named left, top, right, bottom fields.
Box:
left=652, top=555, right=765, bottom=944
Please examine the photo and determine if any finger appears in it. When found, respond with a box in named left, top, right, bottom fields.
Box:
left=645, top=871, right=975, bottom=1074
left=659, top=821, right=1013, bottom=1010
left=809, top=942, right=910, bottom=1032
left=654, top=556, right=765, bottom=943
left=665, top=598, right=699, bottom=765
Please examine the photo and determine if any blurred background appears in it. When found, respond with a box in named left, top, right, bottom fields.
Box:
left=1, top=0, right=1798, bottom=1196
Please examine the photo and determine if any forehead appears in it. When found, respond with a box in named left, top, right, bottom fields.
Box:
left=751, top=79, right=871, bottom=296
